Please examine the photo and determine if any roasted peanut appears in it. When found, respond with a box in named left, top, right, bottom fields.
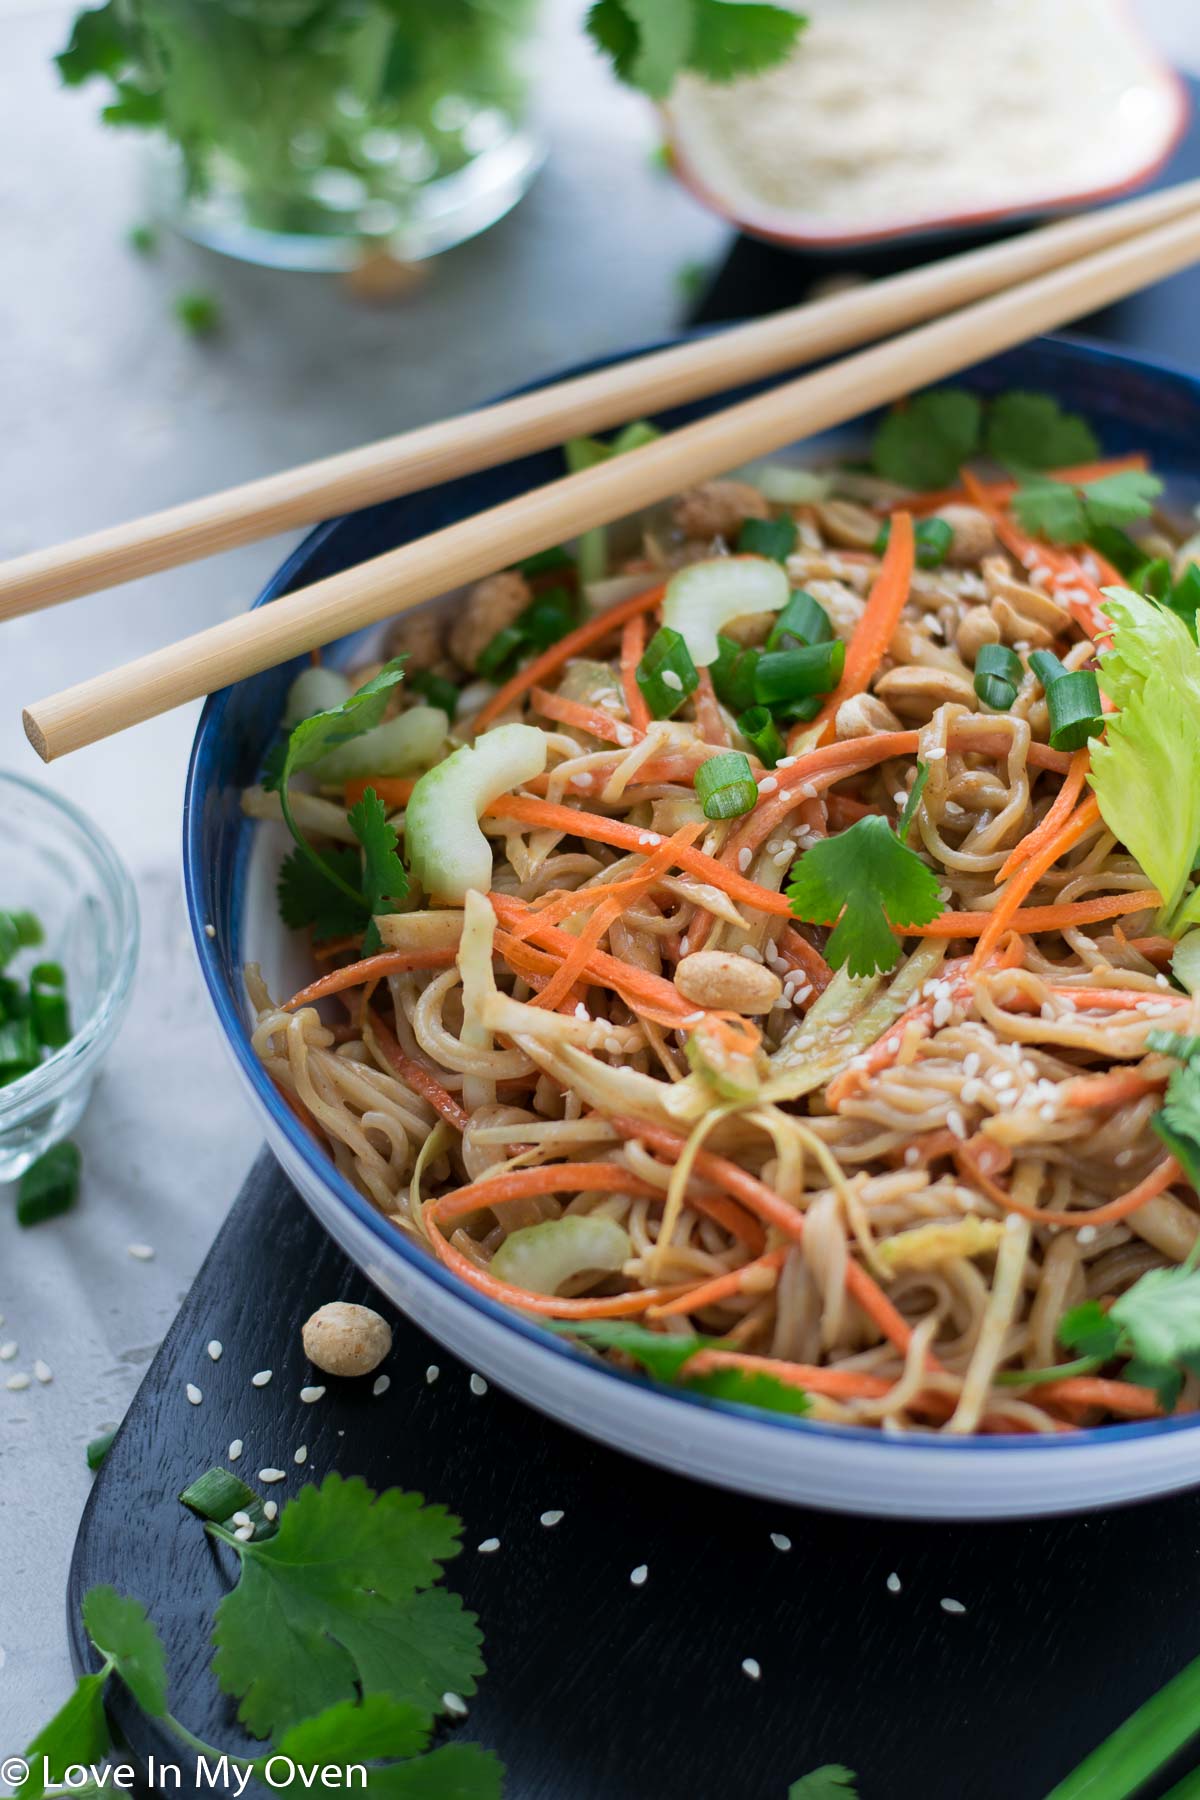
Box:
left=835, top=692, right=902, bottom=739
left=674, top=950, right=783, bottom=1014
left=874, top=663, right=977, bottom=721
left=955, top=605, right=1001, bottom=663
left=672, top=480, right=768, bottom=541
left=449, top=570, right=531, bottom=671
left=302, top=1302, right=392, bottom=1377
left=386, top=607, right=443, bottom=670
left=935, top=505, right=997, bottom=566
left=813, top=498, right=881, bottom=550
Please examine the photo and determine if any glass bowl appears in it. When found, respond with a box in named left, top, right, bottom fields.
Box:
left=0, top=773, right=139, bottom=1182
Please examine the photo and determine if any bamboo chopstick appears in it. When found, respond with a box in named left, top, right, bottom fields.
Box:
left=24, top=203, right=1200, bottom=764
left=5, top=179, right=1200, bottom=624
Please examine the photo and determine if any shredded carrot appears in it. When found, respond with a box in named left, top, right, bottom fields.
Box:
left=957, top=1145, right=1180, bottom=1229
left=490, top=893, right=695, bottom=1025
left=650, top=1248, right=787, bottom=1318
left=431, top=1162, right=659, bottom=1227
left=913, top=890, right=1160, bottom=939
left=282, top=948, right=456, bottom=1011
left=961, top=469, right=1112, bottom=642
left=367, top=1009, right=470, bottom=1131
left=795, top=511, right=915, bottom=748
left=425, top=1220, right=696, bottom=1318
left=996, top=748, right=1090, bottom=883
left=909, top=455, right=1147, bottom=517
left=776, top=927, right=835, bottom=997
left=620, top=612, right=652, bottom=733
left=1046, top=984, right=1187, bottom=1012
left=473, top=582, right=665, bottom=732
left=970, top=794, right=1101, bottom=969
left=606, top=1115, right=931, bottom=1364
left=344, top=776, right=415, bottom=809
left=529, top=684, right=641, bottom=747
left=1034, top=1375, right=1163, bottom=1419
left=1057, top=1067, right=1166, bottom=1110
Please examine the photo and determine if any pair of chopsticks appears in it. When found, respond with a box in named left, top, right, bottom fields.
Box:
left=16, top=177, right=1200, bottom=763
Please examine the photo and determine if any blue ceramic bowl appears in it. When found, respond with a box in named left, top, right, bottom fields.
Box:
left=184, top=333, right=1200, bottom=1519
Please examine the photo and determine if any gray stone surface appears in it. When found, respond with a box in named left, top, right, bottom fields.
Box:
left=0, top=0, right=1195, bottom=1753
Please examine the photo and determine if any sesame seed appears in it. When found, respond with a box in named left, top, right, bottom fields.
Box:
left=373, top=1374, right=390, bottom=1397
left=540, top=1510, right=564, bottom=1527
left=294, top=1445, right=308, bottom=1465
left=478, top=1537, right=501, bottom=1554
left=741, top=1658, right=762, bottom=1680
left=251, top=1369, right=272, bottom=1388
left=571, top=772, right=593, bottom=789
left=940, top=1597, right=967, bottom=1615
left=885, top=1037, right=901, bottom=1055
left=661, top=669, right=683, bottom=691
left=263, top=1501, right=278, bottom=1521
left=33, top=1360, right=52, bottom=1384
left=737, top=848, right=753, bottom=872
left=679, top=937, right=690, bottom=956
left=470, top=1373, right=488, bottom=1396
left=259, top=1468, right=287, bottom=1484
left=616, top=725, right=634, bottom=747
left=1077, top=1225, right=1098, bottom=1245
left=127, top=1243, right=155, bottom=1261
left=925, top=747, right=946, bottom=761
left=443, top=1691, right=469, bottom=1719
left=630, top=1564, right=648, bottom=1586
left=1145, top=1000, right=1174, bottom=1017
left=207, top=1340, right=223, bottom=1361
left=769, top=1532, right=791, bottom=1552
left=904, top=1147, right=921, bottom=1168
left=1039, top=1103, right=1057, bottom=1123
left=947, top=1109, right=967, bottom=1141
left=777, top=756, right=796, bottom=769
left=893, top=790, right=907, bottom=809
left=6, top=1374, right=30, bottom=1392
left=991, top=1069, right=1015, bottom=1091
left=426, top=1365, right=440, bottom=1384
left=758, top=777, right=778, bottom=796
left=229, top=1439, right=244, bottom=1461
left=0, top=1343, right=16, bottom=1362
left=960, top=1079, right=982, bottom=1105
left=234, top=1524, right=255, bottom=1542
left=299, top=1385, right=325, bottom=1404
left=186, top=1384, right=203, bottom=1405
left=887, top=1572, right=902, bottom=1594
left=1156, top=973, right=1170, bottom=989
left=944, top=801, right=964, bottom=817
left=681, top=1011, right=705, bottom=1026
left=231, top=1511, right=252, bottom=1528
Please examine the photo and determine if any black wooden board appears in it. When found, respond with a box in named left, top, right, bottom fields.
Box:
left=68, top=1152, right=1200, bottom=1800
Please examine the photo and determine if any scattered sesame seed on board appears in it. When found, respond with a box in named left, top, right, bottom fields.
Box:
left=294, top=1445, right=308, bottom=1465
left=207, top=1340, right=223, bottom=1361
left=443, top=1692, right=469, bottom=1719
left=299, top=1385, right=325, bottom=1404
left=259, top=1468, right=286, bottom=1484
left=741, top=1658, right=762, bottom=1680
left=127, top=1244, right=155, bottom=1260
left=478, top=1537, right=501, bottom=1554
left=425, top=1365, right=440, bottom=1384
left=0, top=1342, right=16, bottom=1361
left=887, top=1572, right=902, bottom=1594
left=186, top=1384, right=202, bottom=1405
left=33, top=1360, right=52, bottom=1384
left=263, top=1501, right=278, bottom=1521
left=540, top=1510, right=564, bottom=1528
left=469, top=1373, right=488, bottom=1396
left=940, top=1597, right=966, bottom=1615
left=6, top=1373, right=30, bottom=1392
left=373, top=1374, right=390, bottom=1397
left=769, top=1532, right=791, bottom=1553
left=228, top=1439, right=244, bottom=1461
left=629, top=1564, right=648, bottom=1587
left=251, top=1369, right=273, bottom=1387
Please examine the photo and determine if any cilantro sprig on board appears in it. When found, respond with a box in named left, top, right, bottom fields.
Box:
left=586, top=0, right=807, bottom=99
left=19, top=1472, right=501, bottom=1800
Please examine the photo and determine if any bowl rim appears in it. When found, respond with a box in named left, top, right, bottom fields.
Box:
left=184, top=329, right=1200, bottom=1458
left=0, top=769, right=140, bottom=1121
left=661, top=6, right=1191, bottom=252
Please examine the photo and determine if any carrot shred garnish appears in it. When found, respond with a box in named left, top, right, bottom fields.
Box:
left=1056, top=1067, right=1167, bottom=1110
left=794, top=510, right=915, bottom=749
left=490, top=893, right=695, bottom=1025
left=1031, top=1375, right=1163, bottom=1419
left=969, top=794, right=1101, bottom=969
left=957, top=1145, right=1179, bottom=1229
left=430, top=1162, right=660, bottom=1227
left=344, top=776, right=415, bottom=809
left=282, top=948, right=456, bottom=1011
left=620, top=611, right=652, bottom=733
left=650, top=1248, right=787, bottom=1318
left=473, top=582, right=665, bottom=732
left=367, top=1008, right=470, bottom=1132
left=996, top=748, right=1090, bottom=883
left=909, top=455, right=1147, bottom=517
left=529, top=685, right=642, bottom=748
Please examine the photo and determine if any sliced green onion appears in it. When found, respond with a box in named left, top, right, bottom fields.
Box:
left=0, top=976, right=28, bottom=1024
left=752, top=640, right=845, bottom=707
left=476, top=624, right=525, bottom=679
left=179, top=1466, right=267, bottom=1527
left=737, top=515, right=797, bottom=564
left=87, top=1428, right=117, bottom=1472
left=30, top=963, right=70, bottom=1051
left=0, top=1016, right=38, bottom=1084
left=766, top=589, right=833, bottom=652
left=409, top=670, right=460, bottom=719
left=973, top=643, right=1022, bottom=712
left=515, top=545, right=575, bottom=577
left=737, top=705, right=786, bottom=768
left=694, top=751, right=759, bottom=820
left=1134, top=557, right=1172, bottom=602
left=0, top=909, right=42, bottom=971
left=17, top=1140, right=81, bottom=1226
left=517, top=585, right=581, bottom=651
left=1029, top=649, right=1069, bottom=689
left=778, top=694, right=825, bottom=726
left=565, top=422, right=659, bottom=581
left=710, top=636, right=761, bottom=716
left=1045, top=668, right=1104, bottom=751
left=636, top=626, right=698, bottom=720
left=876, top=516, right=954, bottom=568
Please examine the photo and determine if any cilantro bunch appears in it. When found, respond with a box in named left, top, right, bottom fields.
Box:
left=21, top=1471, right=500, bottom=1800
left=586, top=0, right=807, bottom=99
left=267, top=663, right=409, bottom=954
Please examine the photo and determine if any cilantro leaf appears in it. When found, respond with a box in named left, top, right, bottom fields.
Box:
left=983, top=392, right=1099, bottom=470
left=81, top=1588, right=167, bottom=1717
left=349, top=788, right=409, bottom=919
left=871, top=389, right=982, bottom=490
left=789, top=1769, right=860, bottom=1800
left=1084, top=470, right=1164, bottom=531
left=277, top=847, right=370, bottom=943
left=211, top=1474, right=481, bottom=1738
left=786, top=814, right=944, bottom=978
left=367, top=1745, right=504, bottom=1799
left=1058, top=1300, right=1122, bottom=1362
left=55, top=2, right=132, bottom=86
left=687, top=0, right=807, bottom=82
left=1111, top=1266, right=1200, bottom=1370
left=619, top=0, right=694, bottom=98
left=549, top=1320, right=809, bottom=1415
left=1152, top=1052, right=1200, bottom=1193
left=584, top=0, right=639, bottom=82
left=267, top=1694, right=432, bottom=1767
left=1090, top=589, right=1200, bottom=927
left=271, top=661, right=408, bottom=791
left=19, top=1673, right=111, bottom=1799
left=1011, top=469, right=1163, bottom=545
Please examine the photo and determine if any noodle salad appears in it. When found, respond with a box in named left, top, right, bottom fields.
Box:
left=243, top=388, right=1200, bottom=1436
